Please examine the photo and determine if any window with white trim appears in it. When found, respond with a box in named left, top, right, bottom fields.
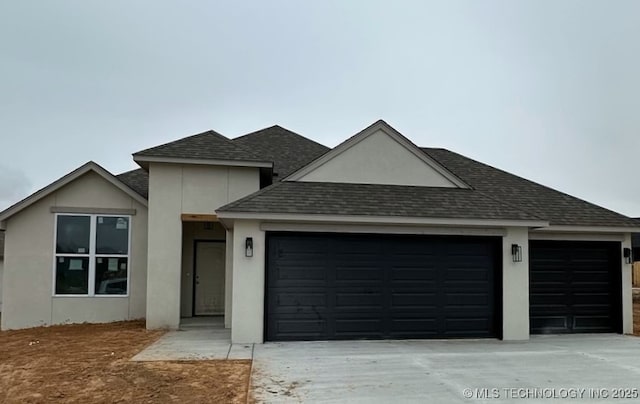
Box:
left=54, top=214, right=131, bottom=296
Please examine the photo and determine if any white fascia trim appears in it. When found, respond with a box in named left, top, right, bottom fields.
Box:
left=283, top=121, right=471, bottom=189
left=133, top=155, right=273, bottom=168
left=529, top=232, right=626, bottom=242
left=260, top=222, right=507, bottom=237
left=216, top=211, right=549, bottom=228
left=0, top=161, right=148, bottom=226
left=531, top=225, right=640, bottom=234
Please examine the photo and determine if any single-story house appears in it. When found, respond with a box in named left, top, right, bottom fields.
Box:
left=0, top=230, right=4, bottom=311
left=0, top=120, right=638, bottom=343
left=633, top=227, right=640, bottom=287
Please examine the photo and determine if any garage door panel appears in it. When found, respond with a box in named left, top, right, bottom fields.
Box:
left=390, top=319, right=439, bottom=337
left=571, top=270, right=610, bottom=283
left=336, top=266, right=383, bottom=281
left=273, top=318, right=327, bottom=339
left=572, top=293, right=611, bottom=305
left=270, top=265, right=328, bottom=285
left=445, top=293, right=490, bottom=306
left=335, top=319, right=384, bottom=335
left=272, top=291, right=327, bottom=308
left=267, top=233, right=500, bottom=341
left=336, top=291, right=384, bottom=309
left=391, top=267, right=437, bottom=281
left=573, top=316, right=613, bottom=332
left=445, top=268, right=490, bottom=281
left=530, top=292, right=568, bottom=306
left=529, top=240, right=621, bottom=335
left=391, top=292, right=438, bottom=307
left=445, top=317, right=492, bottom=334
left=531, top=316, right=568, bottom=332
left=531, top=270, right=565, bottom=283
left=275, top=237, right=329, bottom=262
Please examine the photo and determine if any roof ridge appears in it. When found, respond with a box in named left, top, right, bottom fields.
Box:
left=232, top=124, right=329, bottom=149
left=133, top=130, right=227, bottom=156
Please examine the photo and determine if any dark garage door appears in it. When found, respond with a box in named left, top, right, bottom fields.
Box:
left=266, top=233, right=501, bottom=341
left=529, top=240, right=622, bottom=334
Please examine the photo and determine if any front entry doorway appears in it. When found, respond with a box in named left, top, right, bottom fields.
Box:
left=193, top=241, right=226, bottom=316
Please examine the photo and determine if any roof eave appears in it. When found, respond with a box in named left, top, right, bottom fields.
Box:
left=132, top=155, right=273, bottom=169
left=531, top=225, right=640, bottom=234
left=215, top=211, right=549, bottom=228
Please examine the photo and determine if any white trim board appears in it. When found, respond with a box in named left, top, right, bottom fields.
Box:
left=217, top=211, right=549, bottom=229
left=531, top=225, right=640, bottom=234
left=133, top=155, right=273, bottom=169
left=529, top=232, right=626, bottom=242
left=260, top=222, right=507, bottom=237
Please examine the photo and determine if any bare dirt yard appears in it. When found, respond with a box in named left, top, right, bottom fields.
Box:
left=0, top=321, right=251, bottom=404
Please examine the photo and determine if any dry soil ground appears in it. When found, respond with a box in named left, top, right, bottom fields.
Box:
left=0, top=321, right=251, bottom=404
left=1, top=300, right=639, bottom=404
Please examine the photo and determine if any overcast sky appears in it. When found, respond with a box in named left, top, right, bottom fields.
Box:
left=1, top=1, right=639, bottom=216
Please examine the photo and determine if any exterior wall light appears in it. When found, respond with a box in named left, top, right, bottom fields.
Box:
left=245, top=237, right=254, bottom=257
left=623, top=247, right=632, bottom=264
left=511, top=244, right=522, bottom=263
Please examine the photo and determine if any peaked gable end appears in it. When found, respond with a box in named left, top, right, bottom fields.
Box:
left=285, top=120, right=469, bottom=188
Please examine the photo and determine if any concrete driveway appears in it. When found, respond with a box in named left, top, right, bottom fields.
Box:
left=252, top=334, right=640, bottom=403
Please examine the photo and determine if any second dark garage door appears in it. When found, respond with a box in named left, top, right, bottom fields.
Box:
left=266, top=233, right=501, bottom=341
left=529, top=240, right=622, bottom=334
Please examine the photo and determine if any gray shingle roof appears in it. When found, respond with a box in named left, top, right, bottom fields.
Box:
left=133, top=130, right=268, bottom=163
left=216, top=144, right=638, bottom=227
left=232, top=125, right=329, bottom=179
left=116, top=169, right=149, bottom=199
left=119, top=125, right=638, bottom=228
left=422, top=148, right=638, bottom=227
left=218, top=181, right=543, bottom=221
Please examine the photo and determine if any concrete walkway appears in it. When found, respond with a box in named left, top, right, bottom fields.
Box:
left=131, top=317, right=254, bottom=361
left=252, top=334, right=640, bottom=403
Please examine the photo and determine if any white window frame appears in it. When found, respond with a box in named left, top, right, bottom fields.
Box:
left=52, top=213, right=132, bottom=297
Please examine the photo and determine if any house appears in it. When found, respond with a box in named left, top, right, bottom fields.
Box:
left=633, top=225, right=640, bottom=287
left=0, top=230, right=4, bottom=311
left=0, top=120, right=637, bottom=343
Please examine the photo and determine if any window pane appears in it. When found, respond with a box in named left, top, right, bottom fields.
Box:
left=56, top=216, right=90, bottom=254
left=95, top=257, right=128, bottom=295
left=55, top=256, right=89, bottom=294
left=96, top=216, right=129, bottom=254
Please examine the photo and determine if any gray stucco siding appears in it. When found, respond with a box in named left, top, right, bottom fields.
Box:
left=0, top=171, right=148, bottom=330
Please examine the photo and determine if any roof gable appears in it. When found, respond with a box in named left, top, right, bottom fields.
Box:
left=285, top=120, right=469, bottom=188
left=0, top=162, right=148, bottom=228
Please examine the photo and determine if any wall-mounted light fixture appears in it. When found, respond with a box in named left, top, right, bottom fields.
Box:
left=623, top=247, right=632, bottom=264
left=511, top=244, right=522, bottom=263
left=245, top=237, right=254, bottom=257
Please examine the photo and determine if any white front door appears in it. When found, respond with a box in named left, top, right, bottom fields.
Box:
left=194, top=242, right=225, bottom=315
